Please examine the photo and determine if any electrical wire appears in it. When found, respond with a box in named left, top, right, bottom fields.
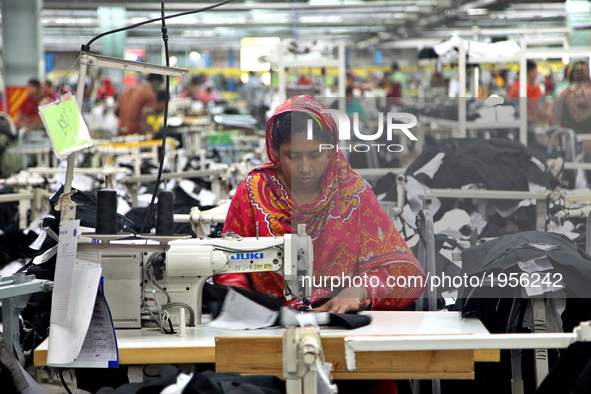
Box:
left=141, top=253, right=168, bottom=333
left=59, top=371, right=73, bottom=394
left=80, top=0, right=235, bottom=234
left=141, top=305, right=167, bottom=333
left=145, top=253, right=172, bottom=303
left=85, top=0, right=235, bottom=47
left=151, top=279, right=166, bottom=333
left=139, top=0, right=172, bottom=235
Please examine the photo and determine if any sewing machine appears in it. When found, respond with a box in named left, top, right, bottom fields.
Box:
left=77, top=224, right=313, bottom=330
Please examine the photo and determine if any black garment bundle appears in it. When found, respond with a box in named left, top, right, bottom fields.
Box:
left=460, top=231, right=591, bottom=299
left=458, top=231, right=591, bottom=333
left=46, top=185, right=137, bottom=235
left=535, top=342, right=591, bottom=394
left=96, top=365, right=286, bottom=394
left=405, top=138, right=558, bottom=220
left=407, top=138, right=556, bottom=194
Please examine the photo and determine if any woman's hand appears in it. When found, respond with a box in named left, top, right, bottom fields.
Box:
left=311, top=287, right=370, bottom=313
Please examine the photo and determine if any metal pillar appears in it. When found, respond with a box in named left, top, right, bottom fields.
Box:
left=0, top=274, right=52, bottom=366
left=98, top=7, right=127, bottom=93
left=1, top=0, right=43, bottom=118
left=567, top=0, right=591, bottom=47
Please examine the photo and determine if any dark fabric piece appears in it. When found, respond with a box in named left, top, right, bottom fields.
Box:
left=195, top=370, right=285, bottom=394
left=400, top=138, right=558, bottom=221
left=404, top=144, right=442, bottom=178
left=211, top=284, right=371, bottom=329
left=0, top=187, right=52, bottom=269
left=202, top=282, right=227, bottom=317
left=328, top=313, right=372, bottom=329
left=0, top=335, right=28, bottom=393
left=460, top=293, right=528, bottom=334
left=183, top=371, right=222, bottom=394
left=124, top=185, right=217, bottom=236
left=458, top=231, right=591, bottom=334
left=418, top=48, right=438, bottom=59
left=536, top=342, right=591, bottom=394
left=460, top=231, right=591, bottom=300
left=427, top=139, right=554, bottom=193
left=94, top=365, right=171, bottom=394
left=0, top=365, right=20, bottom=394
left=46, top=186, right=137, bottom=235
left=20, top=252, right=56, bottom=360
left=77, top=366, right=131, bottom=394
left=0, top=230, right=45, bottom=268
left=95, top=367, right=285, bottom=394
left=373, top=172, right=398, bottom=197
left=0, top=186, right=18, bottom=233
left=562, top=298, right=591, bottom=333
left=416, top=100, right=483, bottom=121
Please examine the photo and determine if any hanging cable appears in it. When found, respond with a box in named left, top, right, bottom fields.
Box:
left=59, top=371, right=73, bottom=394
left=79, top=0, right=235, bottom=234
left=139, top=0, right=172, bottom=235
left=85, top=0, right=234, bottom=47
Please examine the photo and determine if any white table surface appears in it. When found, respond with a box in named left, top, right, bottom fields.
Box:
left=36, top=311, right=490, bottom=352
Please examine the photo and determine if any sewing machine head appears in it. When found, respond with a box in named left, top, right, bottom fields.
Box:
left=87, top=225, right=313, bottom=329
left=162, top=223, right=313, bottom=324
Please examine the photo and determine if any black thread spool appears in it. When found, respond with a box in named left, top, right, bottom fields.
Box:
left=96, top=189, right=118, bottom=234
left=156, top=190, right=175, bottom=236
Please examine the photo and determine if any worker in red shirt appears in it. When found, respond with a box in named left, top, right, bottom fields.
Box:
left=506, top=60, right=548, bottom=122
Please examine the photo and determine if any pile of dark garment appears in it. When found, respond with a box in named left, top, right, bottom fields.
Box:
left=377, top=138, right=559, bottom=237
left=434, top=231, right=591, bottom=394
left=458, top=231, right=591, bottom=333
left=0, top=186, right=50, bottom=269
left=458, top=231, right=591, bottom=394
left=95, top=365, right=285, bottom=394
left=409, top=99, right=483, bottom=121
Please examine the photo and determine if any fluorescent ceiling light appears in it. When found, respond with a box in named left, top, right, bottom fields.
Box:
left=466, top=8, right=489, bottom=16
left=300, top=16, right=343, bottom=23
left=202, top=17, right=247, bottom=25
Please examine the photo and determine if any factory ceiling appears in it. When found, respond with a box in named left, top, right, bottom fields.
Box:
left=2, top=1, right=576, bottom=52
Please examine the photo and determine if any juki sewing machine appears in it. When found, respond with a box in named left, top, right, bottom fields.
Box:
left=77, top=224, right=313, bottom=330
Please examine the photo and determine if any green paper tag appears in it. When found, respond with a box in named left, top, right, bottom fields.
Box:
left=40, top=93, right=92, bottom=159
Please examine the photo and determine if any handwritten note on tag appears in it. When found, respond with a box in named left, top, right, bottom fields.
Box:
left=39, top=93, right=92, bottom=160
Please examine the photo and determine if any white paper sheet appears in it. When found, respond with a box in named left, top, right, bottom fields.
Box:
left=73, top=280, right=118, bottom=365
left=49, top=220, right=80, bottom=324
left=32, top=245, right=57, bottom=265
left=48, top=278, right=119, bottom=368
left=518, top=256, right=554, bottom=274
left=47, top=220, right=103, bottom=365
left=208, top=288, right=278, bottom=330
left=29, top=231, right=47, bottom=250
left=528, top=243, right=559, bottom=252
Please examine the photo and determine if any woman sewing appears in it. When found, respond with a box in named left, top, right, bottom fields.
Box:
left=214, top=96, right=425, bottom=313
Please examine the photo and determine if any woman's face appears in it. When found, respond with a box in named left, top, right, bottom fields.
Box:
left=278, top=132, right=329, bottom=194
left=26, top=83, right=39, bottom=97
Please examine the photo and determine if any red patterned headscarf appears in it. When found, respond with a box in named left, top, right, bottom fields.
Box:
left=254, top=95, right=371, bottom=241
left=218, top=96, right=424, bottom=309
